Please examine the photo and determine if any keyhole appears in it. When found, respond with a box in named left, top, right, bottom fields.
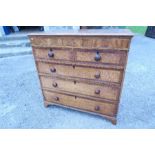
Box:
left=73, top=65, right=75, bottom=69
left=74, top=80, right=76, bottom=84
left=75, top=96, right=77, bottom=99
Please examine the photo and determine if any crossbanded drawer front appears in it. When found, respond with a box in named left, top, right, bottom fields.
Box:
left=43, top=90, right=117, bottom=116
left=37, top=62, right=122, bottom=83
left=33, top=48, right=73, bottom=61
left=75, top=49, right=127, bottom=65
left=30, top=36, right=131, bottom=50
left=40, top=76, right=120, bottom=101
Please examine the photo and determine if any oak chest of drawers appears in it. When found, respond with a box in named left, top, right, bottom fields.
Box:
left=29, top=29, right=133, bottom=124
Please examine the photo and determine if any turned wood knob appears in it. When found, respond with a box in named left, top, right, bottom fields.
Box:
left=94, top=51, right=101, bottom=61
left=94, top=71, right=100, bottom=79
left=95, top=105, right=100, bottom=111
left=48, top=49, right=54, bottom=57
left=53, top=96, right=59, bottom=101
left=50, top=67, right=56, bottom=72
left=52, top=82, right=57, bottom=87
left=95, top=89, right=100, bottom=94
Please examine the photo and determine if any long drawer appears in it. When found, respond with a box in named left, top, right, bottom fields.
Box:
left=37, top=62, right=122, bottom=83
left=40, top=76, right=120, bottom=101
left=43, top=90, right=117, bottom=117
left=30, top=36, right=131, bottom=50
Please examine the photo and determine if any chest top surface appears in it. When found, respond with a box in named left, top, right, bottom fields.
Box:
left=29, top=29, right=134, bottom=37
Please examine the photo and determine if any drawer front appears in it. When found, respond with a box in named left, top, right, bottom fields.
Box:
left=40, top=76, right=120, bottom=101
left=33, top=48, right=73, bottom=61
left=76, top=49, right=127, bottom=65
left=43, top=91, right=117, bottom=116
left=37, top=62, right=122, bottom=83
left=30, top=36, right=131, bottom=50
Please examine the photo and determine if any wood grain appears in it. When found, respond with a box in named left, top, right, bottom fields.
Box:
left=35, top=58, right=125, bottom=70
left=40, top=75, right=120, bottom=101
left=43, top=90, right=117, bottom=117
left=75, top=49, right=127, bottom=65
left=37, top=62, right=122, bottom=83
left=30, top=36, right=131, bottom=50
left=44, top=100, right=117, bottom=124
left=34, top=48, right=73, bottom=61
left=34, top=47, right=127, bottom=66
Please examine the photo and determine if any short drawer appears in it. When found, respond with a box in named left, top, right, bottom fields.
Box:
left=33, top=48, right=73, bottom=61
left=40, top=76, right=120, bottom=101
left=37, top=62, right=122, bottom=83
left=75, top=49, right=127, bottom=65
left=43, top=90, right=117, bottom=116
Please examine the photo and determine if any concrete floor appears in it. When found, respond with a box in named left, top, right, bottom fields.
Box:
left=0, top=35, right=155, bottom=128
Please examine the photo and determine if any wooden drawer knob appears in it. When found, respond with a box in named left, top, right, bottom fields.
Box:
left=94, top=71, right=100, bottom=79
left=50, top=67, right=56, bottom=72
left=95, top=89, right=100, bottom=94
left=53, top=96, right=59, bottom=101
left=94, top=51, right=101, bottom=61
left=52, top=82, right=58, bottom=87
left=48, top=50, right=54, bottom=57
left=94, top=105, right=100, bottom=111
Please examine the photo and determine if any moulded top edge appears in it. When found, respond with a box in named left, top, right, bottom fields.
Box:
left=28, top=29, right=134, bottom=37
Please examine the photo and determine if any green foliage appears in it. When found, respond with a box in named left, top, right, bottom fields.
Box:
left=120, top=26, right=147, bottom=35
